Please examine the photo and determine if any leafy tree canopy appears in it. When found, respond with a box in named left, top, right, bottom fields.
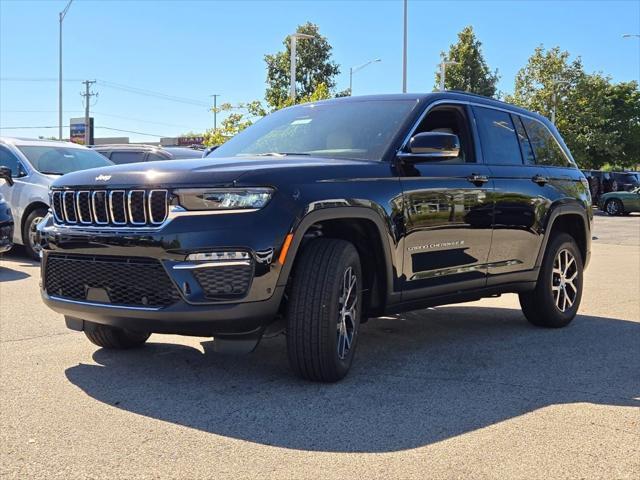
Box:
left=434, top=26, right=499, bottom=97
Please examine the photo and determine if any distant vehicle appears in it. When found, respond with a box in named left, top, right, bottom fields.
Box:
left=91, top=144, right=203, bottom=164
left=582, top=170, right=640, bottom=204
left=0, top=167, right=14, bottom=254
left=0, top=137, right=113, bottom=259
left=599, top=186, right=640, bottom=215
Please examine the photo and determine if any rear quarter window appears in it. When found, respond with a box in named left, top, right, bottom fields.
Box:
left=521, top=117, right=572, bottom=168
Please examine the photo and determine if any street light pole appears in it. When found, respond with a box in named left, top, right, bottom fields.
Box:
left=439, top=60, right=459, bottom=91
left=289, top=32, right=314, bottom=102
left=58, top=0, right=74, bottom=141
left=349, top=58, right=381, bottom=95
left=402, top=0, right=407, bottom=93
left=210, top=94, right=220, bottom=130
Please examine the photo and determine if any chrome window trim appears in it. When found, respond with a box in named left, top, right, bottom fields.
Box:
left=62, top=191, right=77, bottom=224
left=108, top=190, right=127, bottom=225
left=91, top=191, right=109, bottom=225
left=399, top=99, right=575, bottom=166
left=127, top=190, right=147, bottom=225
left=148, top=189, right=168, bottom=224
left=76, top=190, right=92, bottom=224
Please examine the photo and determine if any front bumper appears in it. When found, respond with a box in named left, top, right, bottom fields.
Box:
left=38, top=205, right=294, bottom=336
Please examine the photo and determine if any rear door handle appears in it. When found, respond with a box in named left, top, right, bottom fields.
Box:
left=467, top=174, right=489, bottom=185
left=532, top=174, right=549, bottom=185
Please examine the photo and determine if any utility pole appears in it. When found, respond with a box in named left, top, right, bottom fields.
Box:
left=402, top=0, right=408, bottom=93
left=58, top=0, right=74, bottom=140
left=439, top=60, right=459, bottom=91
left=81, top=80, right=97, bottom=145
left=210, top=94, right=220, bottom=130
left=551, top=79, right=570, bottom=124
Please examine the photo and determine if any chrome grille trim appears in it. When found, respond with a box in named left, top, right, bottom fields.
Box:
left=76, top=191, right=92, bottom=224
left=148, top=190, right=168, bottom=224
left=91, top=191, right=109, bottom=225
left=62, top=191, right=77, bottom=224
left=108, top=190, right=127, bottom=225
left=127, top=190, right=147, bottom=225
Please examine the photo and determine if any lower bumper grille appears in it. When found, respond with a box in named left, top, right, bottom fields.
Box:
left=44, top=254, right=181, bottom=307
left=193, top=264, right=253, bottom=300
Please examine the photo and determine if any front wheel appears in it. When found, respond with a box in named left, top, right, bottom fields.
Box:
left=604, top=199, right=623, bottom=216
left=22, top=208, right=47, bottom=260
left=84, top=322, right=150, bottom=349
left=286, top=239, right=362, bottom=382
left=519, top=233, right=583, bottom=328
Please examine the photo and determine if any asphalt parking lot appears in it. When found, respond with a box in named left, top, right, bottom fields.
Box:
left=1, top=214, right=638, bottom=479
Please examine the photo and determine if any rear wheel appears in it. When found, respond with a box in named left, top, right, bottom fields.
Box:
left=286, top=238, right=362, bottom=382
left=22, top=208, right=47, bottom=260
left=84, top=321, right=150, bottom=349
left=604, top=199, right=623, bottom=216
left=519, top=233, right=583, bottom=328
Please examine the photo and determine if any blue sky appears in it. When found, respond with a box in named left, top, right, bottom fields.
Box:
left=1, top=0, right=639, bottom=142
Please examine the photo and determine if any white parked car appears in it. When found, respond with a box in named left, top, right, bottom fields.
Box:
left=0, top=137, right=113, bottom=259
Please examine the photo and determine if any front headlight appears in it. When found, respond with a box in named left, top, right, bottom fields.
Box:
left=174, top=187, right=274, bottom=211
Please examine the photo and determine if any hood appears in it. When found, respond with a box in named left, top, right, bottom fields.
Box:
left=51, top=155, right=373, bottom=189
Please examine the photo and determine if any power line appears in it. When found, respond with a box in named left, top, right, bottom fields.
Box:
left=1, top=110, right=191, bottom=129
left=0, top=125, right=168, bottom=138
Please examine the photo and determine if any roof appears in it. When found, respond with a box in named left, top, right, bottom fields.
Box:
left=0, top=136, right=89, bottom=148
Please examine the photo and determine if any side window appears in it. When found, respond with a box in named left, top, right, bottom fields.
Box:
left=413, top=105, right=475, bottom=163
left=0, top=146, right=23, bottom=177
left=512, top=115, right=535, bottom=164
left=521, top=117, right=571, bottom=167
left=147, top=153, right=167, bottom=162
left=109, top=151, right=146, bottom=164
left=472, top=106, right=522, bottom=165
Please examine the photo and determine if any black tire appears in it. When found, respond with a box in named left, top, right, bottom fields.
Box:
left=286, top=238, right=362, bottom=382
left=84, top=321, right=150, bottom=349
left=604, top=199, right=623, bottom=216
left=519, top=233, right=583, bottom=328
left=22, top=208, right=48, bottom=260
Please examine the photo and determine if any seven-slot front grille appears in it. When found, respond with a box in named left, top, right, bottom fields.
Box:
left=51, top=189, right=168, bottom=227
left=44, top=254, right=181, bottom=307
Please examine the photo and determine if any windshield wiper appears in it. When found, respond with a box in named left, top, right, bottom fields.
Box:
left=252, top=152, right=311, bottom=157
left=40, top=171, right=64, bottom=175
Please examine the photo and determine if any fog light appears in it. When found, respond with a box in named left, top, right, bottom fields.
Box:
left=186, top=251, right=250, bottom=261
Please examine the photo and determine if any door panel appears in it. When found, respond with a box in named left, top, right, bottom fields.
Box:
left=400, top=163, right=494, bottom=300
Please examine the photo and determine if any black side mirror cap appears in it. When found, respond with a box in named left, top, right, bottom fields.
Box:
left=0, top=166, right=13, bottom=186
left=399, top=132, right=460, bottom=162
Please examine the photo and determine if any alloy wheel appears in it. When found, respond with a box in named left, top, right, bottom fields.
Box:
left=551, top=249, right=578, bottom=312
left=337, top=266, right=358, bottom=360
left=28, top=216, right=44, bottom=256
left=606, top=200, right=620, bottom=215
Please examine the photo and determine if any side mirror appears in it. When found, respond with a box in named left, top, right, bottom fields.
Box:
left=401, top=132, right=460, bottom=161
left=0, top=166, right=13, bottom=186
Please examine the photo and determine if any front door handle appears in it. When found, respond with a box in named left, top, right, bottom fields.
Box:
left=532, top=174, right=549, bottom=185
left=467, top=174, right=489, bottom=185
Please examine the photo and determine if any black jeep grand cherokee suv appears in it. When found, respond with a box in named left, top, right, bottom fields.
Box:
left=39, top=92, right=592, bottom=382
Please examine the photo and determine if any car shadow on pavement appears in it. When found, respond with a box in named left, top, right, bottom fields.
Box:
left=0, top=264, right=30, bottom=282
left=65, top=306, right=640, bottom=453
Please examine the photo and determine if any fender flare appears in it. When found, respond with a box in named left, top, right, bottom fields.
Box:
left=535, top=203, right=591, bottom=268
left=276, top=206, right=396, bottom=301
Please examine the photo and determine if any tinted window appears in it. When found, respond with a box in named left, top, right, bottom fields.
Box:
left=16, top=145, right=112, bottom=174
left=473, top=106, right=522, bottom=165
left=512, top=115, right=535, bottom=164
left=0, top=146, right=22, bottom=176
left=109, top=151, right=147, bottom=164
left=414, top=106, right=475, bottom=163
left=211, top=100, right=417, bottom=161
left=521, top=118, right=571, bottom=167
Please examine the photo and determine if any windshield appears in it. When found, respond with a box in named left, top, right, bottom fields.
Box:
left=17, top=145, right=113, bottom=175
left=211, top=100, right=417, bottom=161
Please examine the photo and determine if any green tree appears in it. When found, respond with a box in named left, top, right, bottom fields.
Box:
left=509, top=45, right=640, bottom=169
left=434, top=26, right=499, bottom=97
left=264, top=22, right=341, bottom=110
left=202, top=100, right=267, bottom=147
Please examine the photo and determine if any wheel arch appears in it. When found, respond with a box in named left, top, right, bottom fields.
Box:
left=536, top=205, right=591, bottom=269
left=20, top=201, right=49, bottom=244
left=277, top=207, right=396, bottom=316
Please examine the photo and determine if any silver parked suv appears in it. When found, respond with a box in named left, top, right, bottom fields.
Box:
left=0, top=137, right=113, bottom=259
